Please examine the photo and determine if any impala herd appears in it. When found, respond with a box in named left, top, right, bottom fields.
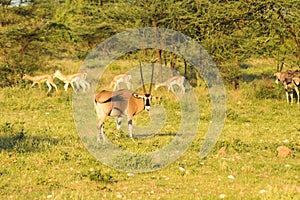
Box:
left=22, top=64, right=299, bottom=141
left=23, top=70, right=90, bottom=94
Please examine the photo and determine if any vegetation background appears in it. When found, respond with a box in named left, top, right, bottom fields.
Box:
left=0, top=0, right=299, bottom=199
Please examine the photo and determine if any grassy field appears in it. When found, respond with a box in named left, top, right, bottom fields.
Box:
left=0, top=58, right=299, bottom=199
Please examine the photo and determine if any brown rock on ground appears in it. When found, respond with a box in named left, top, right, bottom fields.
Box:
left=276, top=146, right=292, bottom=157
left=218, top=146, right=227, bottom=155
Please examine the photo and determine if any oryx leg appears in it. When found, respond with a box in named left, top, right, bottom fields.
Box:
left=96, top=112, right=107, bottom=142
left=96, top=104, right=107, bottom=142
left=116, top=116, right=122, bottom=130
left=127, top=115, right=134, bottom=139
left=97, top=122, right=105, bottom=143
left=290, top=92, right=293, bottom=104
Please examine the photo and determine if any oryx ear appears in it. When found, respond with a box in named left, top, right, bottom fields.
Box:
left=132, top=93, right=143, bottom=99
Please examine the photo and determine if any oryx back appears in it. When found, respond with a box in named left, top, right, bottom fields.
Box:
left=94, top=89, right=144, bottom=117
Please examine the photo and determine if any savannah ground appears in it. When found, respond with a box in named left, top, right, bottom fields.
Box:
left=0, top=58, right=299, bottom=199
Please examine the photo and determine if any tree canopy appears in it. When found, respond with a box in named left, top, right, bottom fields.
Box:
left=0, top=0, right=299, bottom=85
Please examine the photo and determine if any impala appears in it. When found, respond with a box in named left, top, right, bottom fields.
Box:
left=292, top=71, right=300, bottom=85
left=23, top=74, right=58, bottom=93
left=109, top=73, right=132, bottom=91
left=94, top=62, right=156, bottom=142
left=154, top=75, right=186, bottom=94
left=293, top=76, right=300, bottom=86
left=53, top=70, right=90, bottom=93
left=274, top=70, right=299, bottom=104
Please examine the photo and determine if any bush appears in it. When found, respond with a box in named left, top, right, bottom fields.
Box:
left=244, top=78, right=282, bottom=100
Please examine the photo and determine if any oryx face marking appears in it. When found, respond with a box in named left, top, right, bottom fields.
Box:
left=144, top=94, right=152, bottom=111
left=132, top=93, right=152, bottom=112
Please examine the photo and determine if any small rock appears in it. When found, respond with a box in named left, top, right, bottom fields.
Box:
left=127, top=173, right=134, bottom=177
left=259, top=189, right=267, bottom=194
left=277, top=146, right=292, bottom=157
left=218, top=146, right=227, bottom=155
left=227, top=175, right=235, bottom=179
left=179, top=167, right=185, bottom=172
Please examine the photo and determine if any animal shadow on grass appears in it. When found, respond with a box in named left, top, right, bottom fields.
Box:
left=0, top=131, right=59, bottom=153
left=134, top=132, right=180, bottom=138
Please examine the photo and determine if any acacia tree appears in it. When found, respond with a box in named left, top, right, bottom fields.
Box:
left=0, top=0, right=81, bottom=85
left=190, top=0, right=300, bottom=67
left=97, top=0, right=200, bottom=81
left=1, top=0, right=299, bottom=86
left=56, top=0, right=300, bottom=84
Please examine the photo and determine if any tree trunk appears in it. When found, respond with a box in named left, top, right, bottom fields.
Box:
left=170, top=52, right=176, bottom=77
left=233, top=56, right=240, bottom=90
left=156, top=49, right=162, bottom=82
left=152, top=19, right=162, bottom=82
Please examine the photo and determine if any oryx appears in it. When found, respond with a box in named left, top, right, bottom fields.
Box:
left=94, top=62, right=156, bottom=142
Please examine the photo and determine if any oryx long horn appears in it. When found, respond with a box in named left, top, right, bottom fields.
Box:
left=139, top=61, right=147, bottom=94
left=149, top=61, right=154, bottom=94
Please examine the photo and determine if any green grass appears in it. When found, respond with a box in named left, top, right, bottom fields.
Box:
left=0, top=58, right=299, bottom=199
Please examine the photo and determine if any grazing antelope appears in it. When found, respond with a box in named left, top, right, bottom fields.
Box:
left=154, top=75, right=186, bottom=94
left=94, top=63, right=156, bottom=142
left=274, top=70, right=299, bottom=104
left=23, top=74, right=58, bottom=93
left=109, top=74, right=132, bottom=91
left=53, top=70, right=90, bottom=93
left=292, top=71, right=300, bottom=85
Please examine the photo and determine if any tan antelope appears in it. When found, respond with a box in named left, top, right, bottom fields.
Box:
left=154, top=75, right=186, bottom=94
left=53, top=70, right=90, bottom=93
left=274, top=70, right=299, bottom=104
left=23, top=74, right=58, bottom=93
left=292, top=71, right=300, bottom=85
left=293, top=76, right=300, bottom=86
left=109, top=73, right=132, bottom=91
left=94, top=62, right=156, bottom=142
